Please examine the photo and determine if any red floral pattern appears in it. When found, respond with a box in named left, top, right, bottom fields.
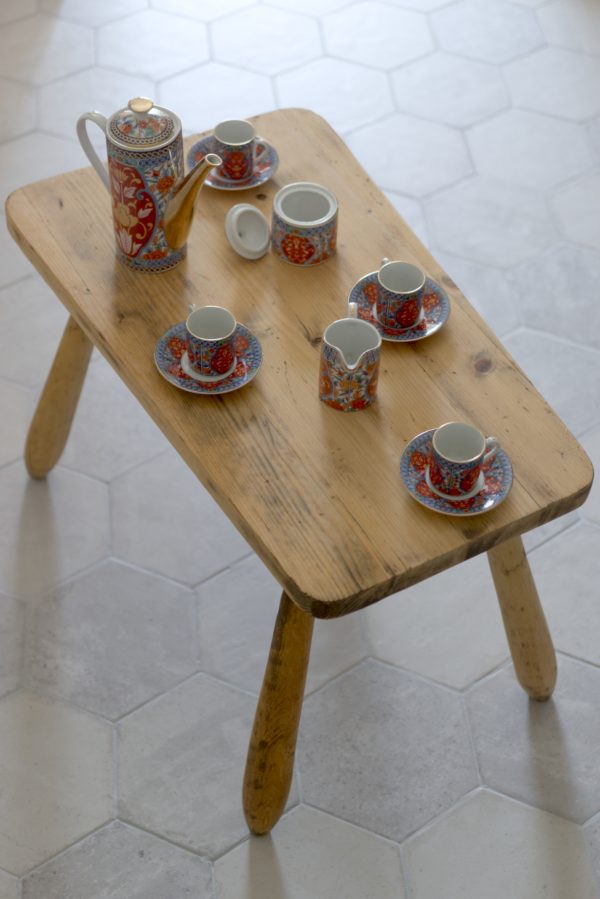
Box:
left=109, top=159, right=156, bottom=258
left=281, top=235, right=315, bottom=265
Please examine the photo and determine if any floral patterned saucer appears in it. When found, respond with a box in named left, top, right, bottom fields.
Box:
left=155, top=322, right=262, bottom=395
left=349, top=273, right=450, bottom=343
left=186, top=136, right=279, bottom=191
left=400, top=428, right=513, bottom=517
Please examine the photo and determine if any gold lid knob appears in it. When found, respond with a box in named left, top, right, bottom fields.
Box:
left=128, top=97, right=154, bottom=115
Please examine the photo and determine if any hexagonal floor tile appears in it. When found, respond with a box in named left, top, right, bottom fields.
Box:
left=552, top=173, right=600, bottom=251
left=385, top=192, right=429, bottom=245
left=0, top=14, right=93, bottom=85
left=538, top=0, right=600, bottom=56
left=431, top=0, right=543, bottom=64
left=59, top=356, right=168, bottom=482
left=392, top=54, right=508, bottom=127
left=365, top=553, right=508, bottom=690
left=0, top=379, right=31, bottom=469
left=276, top=59, right=394, bottom=135
left=22, top=820, right=212, bottom=899
left=403, top=790, right=596, bottom=899
left=0, top=870, right=19, bottom=899
left=0, top=221, right=33, bottom=289
left=298, top=659, right=478, bottom=841
left=399, top=0, right=455, bottom=9
left=26, top=559, right=199, bottom=720
left=212, top=7, right=321, bottom=75
left=0, top=80, right=35, bottom=142
left=0, top=462, right=110, bottom=597
left=41, top=0, right=147, bottom=26
left=323, top=2, right=433, bottom=69
left=0, top=691, right=112, bottom=875
left=197, top=554, right=368, bottom=696
left=522, top=512, right=580, bottom=553
left=118, top=674, right=289, bottom=857
left=468, top=655, right=600, bottom=823
left=0, top=132, right=86, bottom=200
left=347, top=114, right=472, bottom=197
left=508, top=244, right=600, bottom=348
left=40, top=68, right=155, bottom=152
left=111, top=449, right=251, bottom=586
left=267, top=0, right=352, bottom=12
left=585, top=816, right=600, bottom=892
left=528, top=523, right=600, bottom=668
left=434, top=250, right=520, bottom=337
left=504, top=330, right=600, bottom=436
left=160, top=63, right=275, bottom=135
left=580, top=426, right=600, bottom=525
left=0, top=594, right=23, bottom=701
left=215, top=806, right=406, bottom=899
left=587, top=117, right=600, bottom=161
left=98, top=11, right=209, bottom=79
left=504, top=48, right=600, bottom=121
left=152, top=0, right=256, bottom=18
left=0, top=277, right=68, bottom=388
left=425, top=177, right=558, bottom=268
left=468, top=110, right=594, bottom=191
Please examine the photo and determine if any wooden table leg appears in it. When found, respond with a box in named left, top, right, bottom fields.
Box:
left=487, top=535, right=557, bottom=701
left=243, top=591, right=314, bottom=835
left=25, top=315, right=93, bottom=480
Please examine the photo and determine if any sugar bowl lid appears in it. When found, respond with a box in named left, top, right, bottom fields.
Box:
left=225, top=204, right=270, bottom=260
left=107, top=97, right=181, bottom=150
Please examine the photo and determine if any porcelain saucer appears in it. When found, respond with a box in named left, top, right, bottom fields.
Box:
left=155, top=322, right=262, bottom=395
left=400, top=428, right=513, bottom=517
left=349, top=273, right=450, bottom=342
left=187, top=136, right=279, bottom=191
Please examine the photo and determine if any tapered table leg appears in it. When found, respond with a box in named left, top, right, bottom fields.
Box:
left=487, top=535, right=557, bottom=701
left=243, top=591, right=314, bottom=835
left=25, top=315, right=93, bottom=479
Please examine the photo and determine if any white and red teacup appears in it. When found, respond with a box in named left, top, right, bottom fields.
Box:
left=376, top=258, right=425, bottom=330
left=427, top=421, right=499, bottom=498
left=184, top=305, right=237, bottom=381
left=213, top=119, right=256, bottom=181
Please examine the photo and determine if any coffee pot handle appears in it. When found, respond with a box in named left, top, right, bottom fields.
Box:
left=76, top=112, right=109, bottom=191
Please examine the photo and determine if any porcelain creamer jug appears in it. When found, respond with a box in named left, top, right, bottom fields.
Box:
left=77, top=97, right=221, bottom=273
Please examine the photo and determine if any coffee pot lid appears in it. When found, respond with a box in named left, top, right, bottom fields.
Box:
left=108, top=97, right=181, bottom=150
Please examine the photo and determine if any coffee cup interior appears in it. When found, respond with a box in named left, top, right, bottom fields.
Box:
left=379, top=261, right=425, bottom=295
left=187, top=306, right=236, bottom=341
left=275, top=182, right=337, bottom=227
left=433, top=422, right=485, bottom=462
left=214, top=119, right=255, bottom=146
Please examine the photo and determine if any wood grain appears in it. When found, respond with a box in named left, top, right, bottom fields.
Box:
left=25, top=315, right=93, bottom=479
left=5, top=108, right=593, bottom=617
left=487, top=536, right=557, bottom=700
left=243, top=591, right=313, bottom=834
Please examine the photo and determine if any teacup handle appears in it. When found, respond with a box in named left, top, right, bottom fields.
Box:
left=188, top=303, right=196, bottom=315
left=484, top=436, right=499, bottom=464
left=380, top=257, right=389, bottom=268
left=348, top=301, right=358, bottom=318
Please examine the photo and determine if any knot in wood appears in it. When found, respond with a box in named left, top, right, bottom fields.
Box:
left=473, top=352, right=494, bottom=375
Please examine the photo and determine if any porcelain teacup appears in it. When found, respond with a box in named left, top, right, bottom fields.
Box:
left=319, top=303, right=381, bottom=411
left=427, top=421, right=499, bottom=498
left=376, top=258, right=425, bottom=331
left=184, top=305, right=237, bottom=382
left=213, top=119, right=256, bottom=181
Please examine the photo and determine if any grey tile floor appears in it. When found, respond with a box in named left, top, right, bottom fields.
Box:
left=1, top=0, right=600, bottom=896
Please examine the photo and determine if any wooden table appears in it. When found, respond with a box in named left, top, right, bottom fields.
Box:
left=6, top=108, right=593, bottom=836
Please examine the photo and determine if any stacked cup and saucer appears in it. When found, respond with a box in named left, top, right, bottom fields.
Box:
left=400, top=421, right=513, bottom=516
left=349, top=257, right=450, bottom=342
left=187, top=119, right=279, bottom=191
left=155, top=304, right=262, bottom=395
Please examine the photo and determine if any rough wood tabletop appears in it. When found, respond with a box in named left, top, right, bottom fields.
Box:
left=6, top=108, right=593, bottom=617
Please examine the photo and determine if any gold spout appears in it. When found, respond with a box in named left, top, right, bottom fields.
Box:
left=164, top=153, right=222, bottom=250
